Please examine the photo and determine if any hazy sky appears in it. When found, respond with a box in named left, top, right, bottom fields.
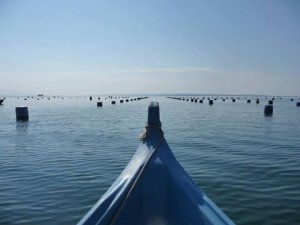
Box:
left=0, top=0, right=299, bottom=95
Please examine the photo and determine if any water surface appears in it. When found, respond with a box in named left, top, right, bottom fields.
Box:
left=0, top=96, right=299, bottom=224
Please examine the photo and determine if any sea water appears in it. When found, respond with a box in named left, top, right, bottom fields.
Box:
left=0, top=96, right=299, bottom=225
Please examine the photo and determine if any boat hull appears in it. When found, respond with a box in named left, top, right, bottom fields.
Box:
left=77, top=102, right=235, bottom=225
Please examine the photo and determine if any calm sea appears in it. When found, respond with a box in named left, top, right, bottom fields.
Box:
left=0, top=96, right=299, bottom=225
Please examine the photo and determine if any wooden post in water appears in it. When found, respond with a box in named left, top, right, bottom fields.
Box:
left=264, top=105, right=273, bottom=116
left=16, top=106, right=29, bottom=121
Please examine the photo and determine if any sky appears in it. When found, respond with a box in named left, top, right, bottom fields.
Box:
left=0, top=0, right=299, bottom=96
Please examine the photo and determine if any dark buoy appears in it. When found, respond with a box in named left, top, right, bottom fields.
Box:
left=247, top=100, right=251, bottom=103
left=264, top=105, right=273, bottom=116
left=126, top=99, right=129, bottom=102
left=232, top=99, right=236, bottom=102
left=296, top=102, right=300, bottom=107
left=16, top=106, right=29, bottom=121
left=256, top=98, right=260, bottom=104
left=268, top=100, right=273, bottom=105
left=111, top=101, right=116, bottom=104
left=90, top=96, right=92, bottom=101
left=97, top=102, right=103, bottom=107
left=199, top=100, right=203, bottom=103
left=291, top=99, right=294, bottom=101
left=209, top=100, right=214, bottom=105
left=120, top=100, right=124, bottom=103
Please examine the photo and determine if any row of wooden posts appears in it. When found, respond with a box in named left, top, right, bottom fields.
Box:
left=95, top=97, right=149, bottom=107
left=167, top=96, right=300, bottom=116
left=11, top=96, right=149, bottom=121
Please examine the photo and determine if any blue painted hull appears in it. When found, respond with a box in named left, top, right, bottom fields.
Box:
left=78, top=102, right=235, bottom=225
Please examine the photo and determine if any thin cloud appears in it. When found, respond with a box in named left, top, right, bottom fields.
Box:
left=86, top=66, right=263, bottom=78
left=1, top=66, right=262, bottom=78
left=95, top=67, right=214, bottom=75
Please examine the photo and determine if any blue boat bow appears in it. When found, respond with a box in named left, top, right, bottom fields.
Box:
left=78, top=102, right=235, bottom=225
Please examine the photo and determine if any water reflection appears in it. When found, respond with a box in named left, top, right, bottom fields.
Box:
left=16, top=121, right=29, bottom=134
left=15, top=122, right=29, bottom=153
left=264, top=115, right=273, bottom=121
